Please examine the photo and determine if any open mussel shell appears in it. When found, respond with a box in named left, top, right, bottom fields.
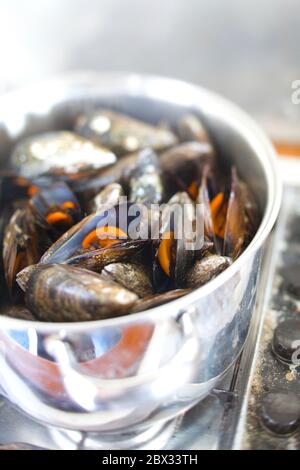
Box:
left=29, top=181, right=82, bottom=238
left=2, top=207, right=42, bottom=296
left=75, top=109, right=178, bottom=156
left=132, top=289, right=191, bottom=313
left=129, top=148, right=164, bottom=204
left=197, top=165, right=258, bottom=259
left=153, top=192, right=195, bottom=290
left=239, top=181, right=260, bottom=244
left=197, top=164, right=217, bottom=245
left=25, top=264, right=138, bottom=322
left=223, top=167, right=246, bottom=259
left=196, top=163, right=229, bottom=255
left=186, top=253, right=232, bottom=288
left=39, top=202, right=140, bottom=264
left=160, top=141, right=215, bottom=198
left=0, top=174, right=66, bottom=208
left=0, top=173, right=54, bottom=212
left=169, top=192, right=196, bottom=287
left=10, top=131, right=116, bottom=179
left=102, top=262, right=154, bottom=298
left=90, top=183, right=124, bottom=213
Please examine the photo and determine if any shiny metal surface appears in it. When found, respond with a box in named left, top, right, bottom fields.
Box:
left=0, top=73, right=281, bottom=435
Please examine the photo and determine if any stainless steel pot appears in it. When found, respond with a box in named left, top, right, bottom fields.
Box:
left=0, top=73, right=281, bottom=435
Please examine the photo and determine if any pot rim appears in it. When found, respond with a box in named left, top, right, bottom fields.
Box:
left=0, top=71, right=282, bottom=332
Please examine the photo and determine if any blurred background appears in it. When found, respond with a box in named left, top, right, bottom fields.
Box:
left=0, top=0, right=299, bottom=138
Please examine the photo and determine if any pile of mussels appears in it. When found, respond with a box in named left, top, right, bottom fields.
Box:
left=0, top=110, right=259, bottom=322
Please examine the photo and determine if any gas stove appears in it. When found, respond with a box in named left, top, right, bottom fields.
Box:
left=0, top=159, right=299, bottom=450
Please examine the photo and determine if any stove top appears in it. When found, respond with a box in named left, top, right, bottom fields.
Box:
left=0, top=165, right=299, bottom=450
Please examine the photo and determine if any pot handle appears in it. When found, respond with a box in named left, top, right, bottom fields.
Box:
left=44, top=309, right=199, bottom=412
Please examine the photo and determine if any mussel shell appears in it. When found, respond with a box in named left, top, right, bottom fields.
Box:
left=177, top=114, right=213, bottom=145
left=196, top=164, right=217, bottom=247
left=132, top=289, right=191, bottom=313
left=0, top=208, right=13, bottom=301
left=64, top=240, right=149, bottom=272
left=72, top=153, right=138, bottom=205
left=223, top=168, right=246, bottom=259
left=195, top=239, right=214, bottom=259
left=0, top=173, right=30, bottom=209
left=39, top=215, right=90, bottom=264
left=0, top=303, right=36, bottom=321
left=25, top=264, right=138, bottom=322
left=11, top=131, right=116, bottom=179
left=239, top=181, right=260, bottom=244
left=29, top=181, right=82, bottom=237
left=16, top=264, right=38, bottom=292
left=154, top=192, right=195, bottom=290
left=160, top=191, right=195, bottom=231
left=3, top=208, right=41, bottom=295
left=174, top=238, right=194, bottom=288
left=186, top=254, right=232, bottom=288
left=160, top=141, right=215, bottom=196
left=40, top=202, right=139, bottom=264
left=152, top=244, right=173, bottom=293
left=90, top=183, right=124, bottom=213
left=0, top=173, right=57, bottom=213
left=102, top=262, right=154, bottom=298
left=75, top=109, right=177, bottom=156
left=129, top=148, right=164, bottom=204
left=171, top=192, right=195, bottom=287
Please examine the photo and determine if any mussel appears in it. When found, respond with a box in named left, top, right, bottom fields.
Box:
left=90, top=183, right=124, bottom=213
left=16, top=264, right=37, bottom=292
left=63, top=240, right=149, bottom=272
left=0, top=173, right=30, bottom=210
left=160, top=141, right=215, bottom=199
left=29, top=181, right=82, bottom=238
left=129, top=148, right=164, bottom=204
left=0, top=303, right=36, bottom=321
left=75, top=109, right=177, bottom=156
left=0, top=173, right=56, bottom=212
left=196, top=164, right=219, bottom=247
left=71, top=152, right=138, bottom=205
left=186, top=253, right=232, bottom=288
left=0, top=208, right=12, bottom=300
left=11, top=131, right=116, bottom=178
left=24, top=264, right=138, bottom=322
left=39, top=202, right=142, bottom=264
left=196, top=165, right=248, bottom=259
left=102, top=262, right=154, bottom=298
left=2, top=207, right=41, bottom=295
left=153, top=192, right=196, bottom=291
left=223, top=167, right=246, bottom=259
left=239, top=181, right=260, bottom=245
left=177, top=113, right=213, bottom=146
